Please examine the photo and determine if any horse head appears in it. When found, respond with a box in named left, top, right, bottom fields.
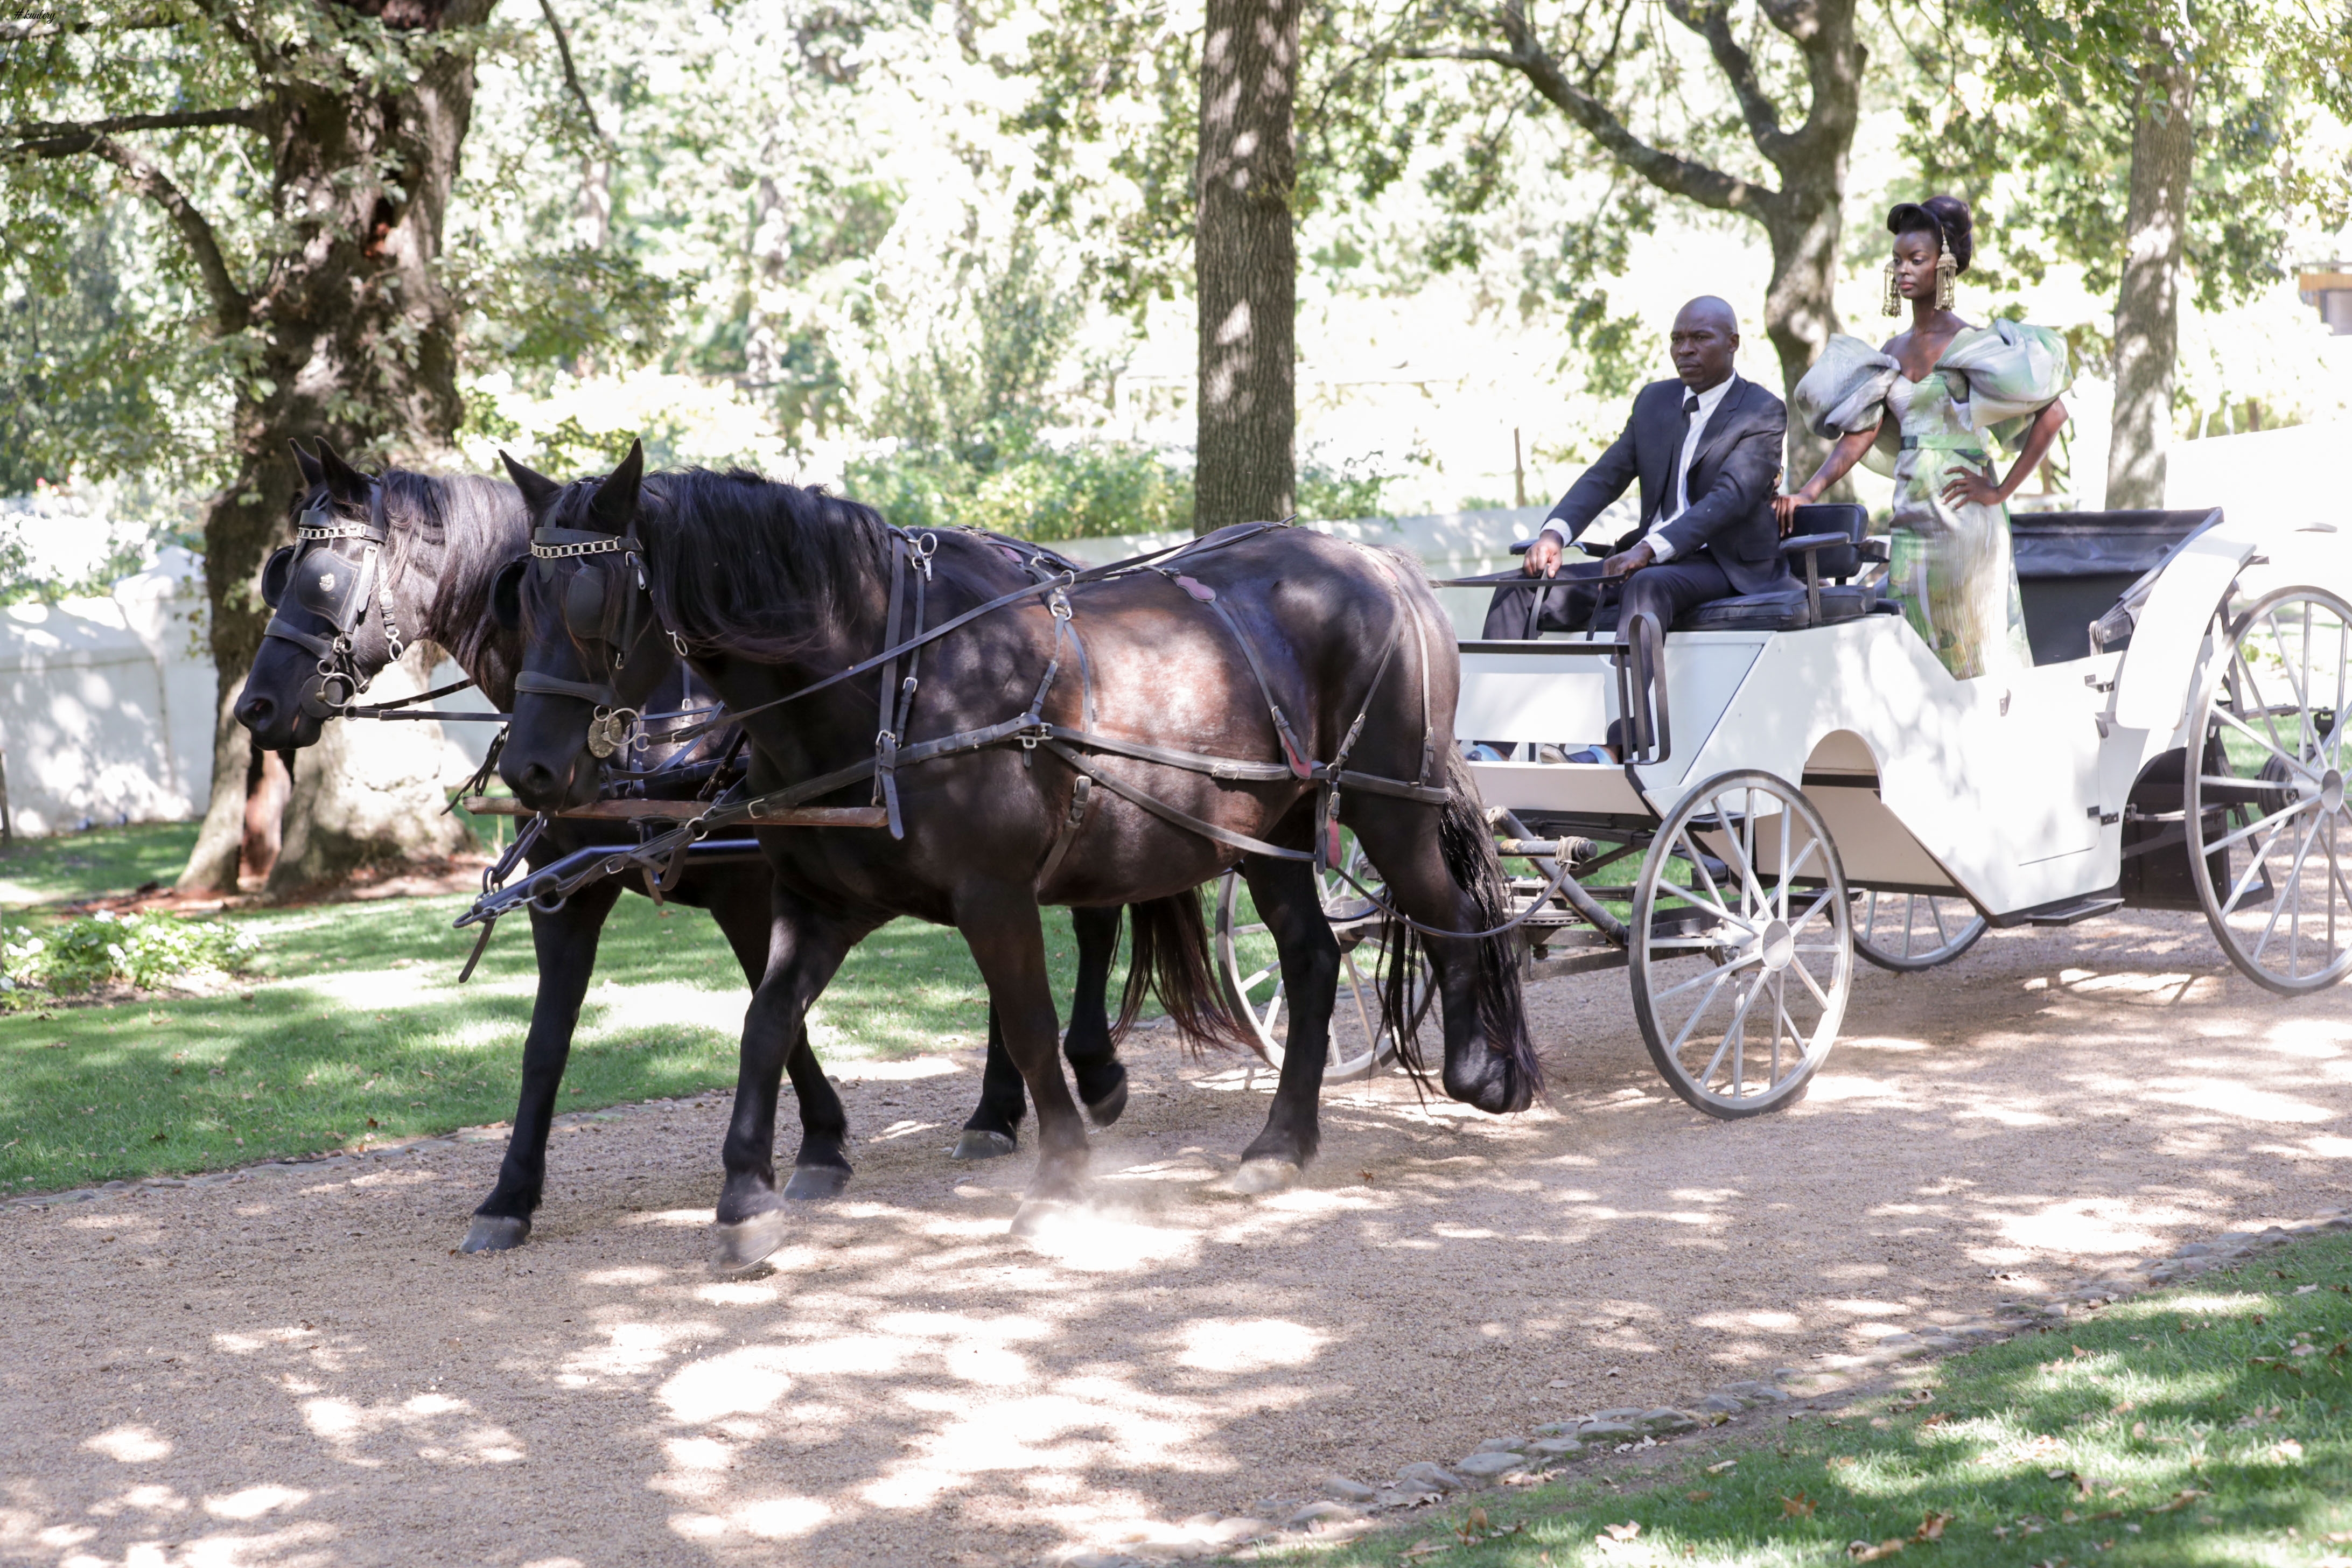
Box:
left=494, top=439, right=678, bottom=813
left=233, top=440, right=394, bottom=750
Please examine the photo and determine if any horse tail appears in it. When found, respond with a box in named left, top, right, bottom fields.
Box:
left=1427, top=750, right=1541, bottom=1107
left=1116, top=887, right=1255, bottom=1057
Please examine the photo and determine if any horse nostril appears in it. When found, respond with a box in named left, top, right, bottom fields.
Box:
left=236, top=694, right=274, bottom=729
left=515, top=762, right=556, bottom=799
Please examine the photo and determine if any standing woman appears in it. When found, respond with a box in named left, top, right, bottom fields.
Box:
left=1775, top=196, right=2073, bottom=680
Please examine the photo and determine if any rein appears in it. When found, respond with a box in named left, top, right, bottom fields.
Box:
left=463, top=522, right=1488, bottom=934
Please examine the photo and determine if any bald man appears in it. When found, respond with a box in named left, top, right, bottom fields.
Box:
left=1485, top=297, right=1795, bottom=648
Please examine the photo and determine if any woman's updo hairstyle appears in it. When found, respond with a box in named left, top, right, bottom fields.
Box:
left=1887, top=194, right=1974, bottom=275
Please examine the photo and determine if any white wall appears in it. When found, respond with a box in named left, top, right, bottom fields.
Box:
left=0, top=547, right=492, bottom=839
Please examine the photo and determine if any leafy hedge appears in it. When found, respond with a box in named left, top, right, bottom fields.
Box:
left=1, top=911, right=257, bottom=1004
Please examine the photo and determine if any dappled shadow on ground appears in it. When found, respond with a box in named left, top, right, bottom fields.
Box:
left=4, top=910, right=2350, bottom=1565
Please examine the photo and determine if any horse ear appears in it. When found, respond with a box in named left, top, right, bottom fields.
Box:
left=289, top=442, right=325, bottom=490
left=314, top=440, right=370, bottom=503
left=588, top=439, right=645, bottom=534
left=491, top=557, right=528, bottom=632
left=498, top=450, right=563, bottom=517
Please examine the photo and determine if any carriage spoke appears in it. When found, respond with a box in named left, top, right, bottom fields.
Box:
left=1654, top=879, right=1756, bottom=935
left=1668, top=968, right=1738, bottom=1056
left=1770, top=835, right=1822, bottom=918
left=2215, top=704, right=2323, bottom=781
left=2219, top=806, right=2312, bottom=916
left=1788, top=953, right=1833, bottom=1009
left=1655, top=949, right=1763, bottom=1002
left=2207, top=790, right=2318, bottom=862
left=2250, top=809, right=2326, bottom=964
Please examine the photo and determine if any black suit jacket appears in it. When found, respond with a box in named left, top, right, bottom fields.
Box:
left=1545, top=376, right=1793, bottom=597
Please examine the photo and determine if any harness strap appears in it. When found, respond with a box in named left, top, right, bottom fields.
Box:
left=1038, top=738, right=1315, bottom=864
left=873, top=535, right=909, bottom=839
left=262, top=616, right=337, bottom=661
left=662, top=521, right=1291, bottom=743
left=514, top=668, right=618, bottom=705
left=1158, top=568, right=1317, bottom=781
left=1035, top=774, right=1093, bottom=890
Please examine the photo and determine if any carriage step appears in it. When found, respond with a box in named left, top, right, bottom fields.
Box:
left=2012, top=894, right=2125, bottom=928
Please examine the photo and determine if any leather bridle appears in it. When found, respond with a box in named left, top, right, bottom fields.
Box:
left=259, top=482, right=409, bottom=719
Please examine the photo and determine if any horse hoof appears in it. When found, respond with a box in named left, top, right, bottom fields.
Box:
left=949, top=1129, right=1019, bottom=1162
left=1231, top=1158, right=1301, bottom=1195
left=782, top=1165, right=850, bottom=1201
left=710, top=1211, right=786, bottom=1275
left=459, top=1215, right=530, bottom=1254
left=1009, top=1197, right=1076, bottom=1240
left=1082, top=1075, right=1129, bottom=1129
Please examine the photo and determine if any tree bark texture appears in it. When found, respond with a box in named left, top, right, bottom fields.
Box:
left=174, top=0, right=494, bottom=891
left=2105, top=50, right=2195, bottom=510
left=1433, top=0, right=1864, bottom=479
left=1194, top=0, right=1298, bottom=534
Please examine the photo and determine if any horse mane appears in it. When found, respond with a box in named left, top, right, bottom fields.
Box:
left=628, top=468, right=893, bottom=661
left=374, top=470, right=530, bottom=688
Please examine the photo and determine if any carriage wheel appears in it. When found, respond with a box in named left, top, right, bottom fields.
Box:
left=2183, top=585, right=2352, bottom=995
left=1630, top=769, right=1852, bottom=1118
left=1852, top=891, right=1987, bottom=972
left=1212, top=846, right=1427, bottom=1082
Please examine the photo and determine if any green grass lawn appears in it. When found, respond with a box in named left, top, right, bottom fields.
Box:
left=0, top=824, right=1149, bottom=1193
left=0, top=820, right=200, bottom=908
left=1291, top=1234, right=2352, bottom=1567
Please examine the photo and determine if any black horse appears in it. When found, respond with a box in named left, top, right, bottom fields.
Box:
left=491, top=444, right=1536, bottom=1266
left=229, top=442, right=1135, bottom=1253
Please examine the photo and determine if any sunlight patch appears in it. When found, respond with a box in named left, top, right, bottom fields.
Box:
left=660, top=1346, right=795, bottom=1425
left=2144, top=1079, right=2336, bottom=1125
left=1009, top=1203, right=1200, bottom=1271
left=82, top=1425, right=172, bottom=1463
left=1174, top=1318, right=1325, bottom=1373
left=203, top=1486, right=307, bottom=1521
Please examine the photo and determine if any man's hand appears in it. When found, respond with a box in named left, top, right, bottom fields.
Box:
left=1522, top=534, right=1563, bottom=578
left=1600, top=540, right=1656, bottom=578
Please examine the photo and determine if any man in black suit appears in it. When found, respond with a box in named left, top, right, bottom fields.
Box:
left=1485, top=296, right=1794, bottom=641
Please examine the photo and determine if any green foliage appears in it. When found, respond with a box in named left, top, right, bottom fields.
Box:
left=0, top=911, right=256, bottom=1003
left=848, top=430, right=1192, bottom=540
left=1898, top=0, right=2352, bottom=312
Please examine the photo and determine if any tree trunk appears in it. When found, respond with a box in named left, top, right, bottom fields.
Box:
left=1194, top=0, right=1298, bottom=534
left=267, top=645, right=470, bottom=897
left=2105, top=50, right=2196, bottom=510
left=1762, top=191, right=1847, bottom=484
left=176, top=0, right=494, bottom=892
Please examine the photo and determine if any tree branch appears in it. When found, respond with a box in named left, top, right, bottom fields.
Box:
left=1662, top=0, right=1789, bottom=159
left=1410, top=1, right=1776, bottom=218
left=74, top=136, right=253, bottom=333
left=5, top=107, right=262, bottom=158
left=0, top=13, right=174, bottom=39
left=536, top=0, right=607, bottom=143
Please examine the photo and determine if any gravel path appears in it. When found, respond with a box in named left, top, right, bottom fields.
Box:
left=6, top=907, right=2350, bottom=1567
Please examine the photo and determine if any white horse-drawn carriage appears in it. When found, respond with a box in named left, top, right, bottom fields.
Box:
left=1216, top=503, right=2352, bottom=1116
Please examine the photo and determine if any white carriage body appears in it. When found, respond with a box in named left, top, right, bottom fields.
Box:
left=1459, top=512, right=2352, bottom=920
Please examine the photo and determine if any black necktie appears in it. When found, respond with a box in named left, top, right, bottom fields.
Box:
left=1662, top=392, right=1701, bottom=522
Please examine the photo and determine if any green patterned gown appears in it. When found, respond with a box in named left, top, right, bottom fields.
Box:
left=1794, top=322, right=2073, bottom=680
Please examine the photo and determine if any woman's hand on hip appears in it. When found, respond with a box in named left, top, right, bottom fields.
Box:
left=1939, top=467, right=2005, bottom=511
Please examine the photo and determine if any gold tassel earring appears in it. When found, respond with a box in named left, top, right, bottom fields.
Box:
left=1882, top=258, right=1902, bottom=317
left=1935, top=238, right=1958, bottom=311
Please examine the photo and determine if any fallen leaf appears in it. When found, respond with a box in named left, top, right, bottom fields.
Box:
left=1827, top=1455, right=1857, bottom=1470
left=2269, top=1439, right=2306, bottom=1462
left=2071, top=1344, right=2091, bottom=1357
left=1784, top=1492, right=1817, bottom=1518
left=1602, top=1522, right=1641, bottom=1542
left=1847, top=1539, right=1906, bottom=1562
left=1913, top=1511, right=1954, bottom=1543
left=2145, top=1488, right=2210, bottom=1515
left=1706, top=1460, right=1737, bottom=1475
left=2130, top=1422, right=2147, bottom=1438
left=1684, top=1490, right=1712, bottom=1502
left=1399, top=1542, right=1452, bottom=1561
left=1921, top=1412, right=1951, bottom=1427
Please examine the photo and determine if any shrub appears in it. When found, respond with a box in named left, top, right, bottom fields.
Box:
left=0, top=910, right=257, bottom=1003
left=846, top=428, right=1193, bottom=541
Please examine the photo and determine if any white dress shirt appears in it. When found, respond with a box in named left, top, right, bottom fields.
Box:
left=1543, top=372, right=1740, bottom=563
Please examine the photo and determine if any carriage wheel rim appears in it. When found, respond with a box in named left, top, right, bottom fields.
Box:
left=1630, top=769, right=1852, bottom=1114
left=2186, top=585, right=2352, bottom=995
left=1853, top=889, right=1986, bottom=971
left=1213, top=862, right=1422, bottom=1078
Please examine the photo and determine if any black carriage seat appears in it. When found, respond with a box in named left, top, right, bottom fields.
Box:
left=1509, top=503, right=1893, bottom=633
